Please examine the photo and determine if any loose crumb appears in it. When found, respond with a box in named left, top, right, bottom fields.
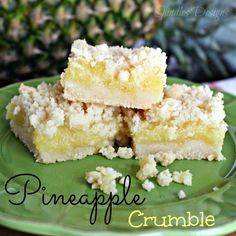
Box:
left=136, top=156, right=158, bottom=181
left=99, top=146, right=117, bottom=160
left=85, top=166, right=122, bottom=194
left=172, top=170, right=192, bottom=186
left=99, top=146, right=134, bottom=160
left=157, top=169, right=173, bottom=186
left=152, top=151, right=176, bottom=166
left=213, top=186, right=219, bottom=191
left=142, top=179, right=155, bottom=192
left=178, top=190, right=186, bottom=199
left=117, top=147, right=134, bottom=159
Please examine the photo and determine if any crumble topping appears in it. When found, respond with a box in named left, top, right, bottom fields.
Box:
left=147, top=84, right=226, bottom=125
left=7, top=82, right=121, bottom=138
left=142, top=179, right=155, bottom=192
left=136, top=156, right=158, bottom=181
left=131, top=114, right=141, bottom=133
left=128, top=84, right=227, bottom=134
left=70, top=39, right=167, bottom=83
left=13, top=105, right=21, bottom=115
left=157, top=169, right=173, bottom=187
left=172, top=170, right=192, bottom=186
left=118, top=70, right=130, bottom=82
left=85, top=166, right=122, bottom=195
left=99, top=146, right=117, bottom=160
left=178, top=190, right=186, bottom=199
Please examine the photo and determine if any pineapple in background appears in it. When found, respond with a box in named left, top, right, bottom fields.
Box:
left=151, top=0, right=236, bottom=82
left=0, top=0, right=158, bottom=84
left=1, top=0, right=234, bottom=84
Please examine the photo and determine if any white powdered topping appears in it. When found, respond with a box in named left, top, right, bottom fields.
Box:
left=85, top=166, right=122, bottom=195
left=142, top=179, right=155, bottom=192
left=136, top=156, right=158, bottom=181
left=157, top=169, right=173, bottom=187
left=7, top=82, right=121, bottom=138
left=178, top=190, right=186, bottom=199
left=172, top=170, right=192, bottom=186
left=70, top=39, right=167, bottom=82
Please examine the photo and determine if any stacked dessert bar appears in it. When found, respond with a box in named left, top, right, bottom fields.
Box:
left=6, top=40, right=227, bottom=164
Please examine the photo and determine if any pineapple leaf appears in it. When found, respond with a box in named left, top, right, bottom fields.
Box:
left=208, top=51, right=228, bottom=77
left=151, top=0, right=236, bottom=81
left=169, top=44, right=188, bottom=70
left=223, top=49, right=236, bottom=71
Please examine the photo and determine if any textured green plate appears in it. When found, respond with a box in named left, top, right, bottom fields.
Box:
left=0, top=77, right=235, bottom=236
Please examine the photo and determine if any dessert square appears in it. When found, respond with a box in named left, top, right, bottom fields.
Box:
left=60, top=39, right=167, bottom=109
left=124, top=84, right=227, bottom=166
left=6, top=82, right=122, bottom=163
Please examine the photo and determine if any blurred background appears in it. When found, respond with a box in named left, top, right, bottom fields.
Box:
left=0, top=0, right=236, bottom=90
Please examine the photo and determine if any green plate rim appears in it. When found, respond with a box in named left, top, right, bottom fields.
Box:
left=0, top=76, right=235, bottom=236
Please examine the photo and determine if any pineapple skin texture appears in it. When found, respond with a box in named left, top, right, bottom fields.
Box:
left=151, top=0, right=236, bottom=82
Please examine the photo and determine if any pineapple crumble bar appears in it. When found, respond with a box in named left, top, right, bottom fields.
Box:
left=6, top=82, right=122, bottom=163
left=124, top=84, right=227, bottom=164
left=61, top=39, right=167, bottom=109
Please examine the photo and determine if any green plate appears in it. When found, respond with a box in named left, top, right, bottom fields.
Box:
left=0, top=76, right=235, bottom=236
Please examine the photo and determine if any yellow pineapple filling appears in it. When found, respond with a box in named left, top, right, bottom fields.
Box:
left=8, top=104, right=118, bottom=159
left=63, top=59, right=166, bottom=94
left=134, top=121, right=226, bottom=147
left=33, top=125, right=108, bottom=155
